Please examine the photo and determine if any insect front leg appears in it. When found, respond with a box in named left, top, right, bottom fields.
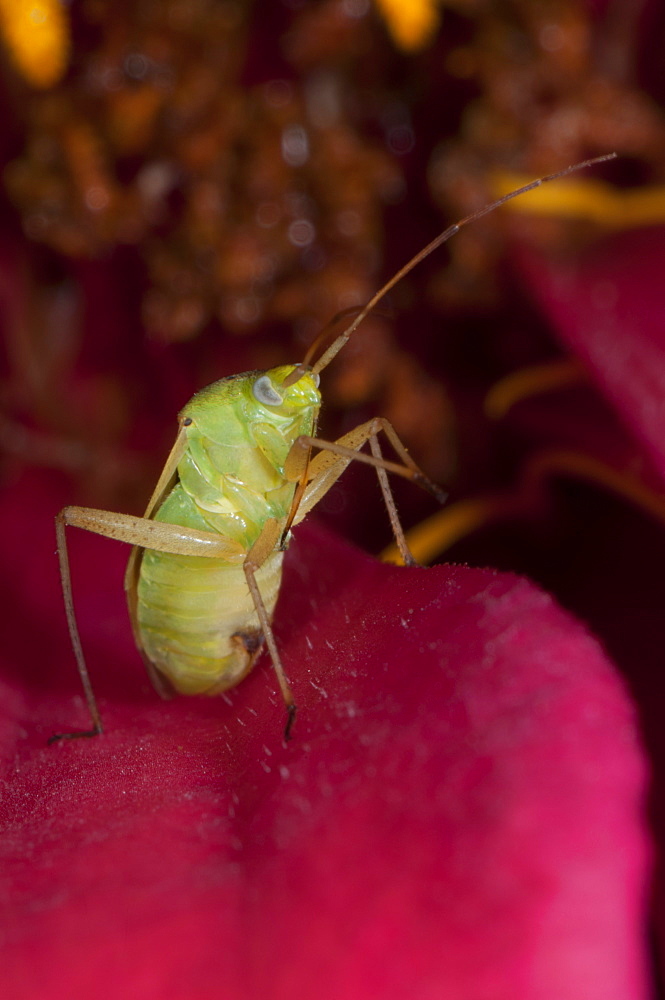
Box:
left=53, top=506, right=245, bottom=743
left=284, top=418, right=446, bottom=566
left=242, top=518, right=297, bottom=741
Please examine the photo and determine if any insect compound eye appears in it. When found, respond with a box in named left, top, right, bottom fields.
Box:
left=311, top=372, right=320, bottom=387
left=253, top=375, right=283, bottom=406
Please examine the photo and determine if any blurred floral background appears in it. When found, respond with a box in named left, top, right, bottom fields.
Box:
left=1, top=0, right=665, bottom=996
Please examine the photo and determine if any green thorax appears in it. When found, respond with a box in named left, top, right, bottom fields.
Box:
left=153, top=365, right=321, bottom=550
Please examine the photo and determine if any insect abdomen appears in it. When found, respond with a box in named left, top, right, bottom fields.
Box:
left=136, top=546, right=284, bottom=695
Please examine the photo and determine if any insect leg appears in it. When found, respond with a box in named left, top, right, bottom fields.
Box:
left=290, top=430, right=417, bottom=564
left=53, top=506, right=246, bottom=742
left=242, top=518, right=297, bottom=740
left=367, top=432, right=414, bottom=566
left=286, top=422, right=445, bottom=503
left=284, top=418, right=446, bottom=565
left=54, top=510, right=104, bottom=741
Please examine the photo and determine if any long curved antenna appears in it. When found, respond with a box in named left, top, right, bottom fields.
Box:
left=299, top=153, right=616, bottom=379
left=301, top=305, right=380, bottom=368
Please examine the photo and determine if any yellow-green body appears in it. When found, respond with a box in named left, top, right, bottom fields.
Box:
left=133, top=365, right=321, bottom=695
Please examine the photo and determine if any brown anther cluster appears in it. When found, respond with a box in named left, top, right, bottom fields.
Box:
left=5, top=1, right=400, bottom=343
left=427, top=0, right=665, bottom=309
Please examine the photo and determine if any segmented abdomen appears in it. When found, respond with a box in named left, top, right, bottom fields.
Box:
left=136, top=547, right=284, bottom=695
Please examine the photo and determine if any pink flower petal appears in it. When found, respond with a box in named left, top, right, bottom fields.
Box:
left=0, top=472, right=650, bottom=999
left=517, top=230, right=665, bottom=486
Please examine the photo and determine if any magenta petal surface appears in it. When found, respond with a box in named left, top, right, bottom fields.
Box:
left=0, top=475, right=650, bottom=999
left=518, top=230, right=665, bottom=485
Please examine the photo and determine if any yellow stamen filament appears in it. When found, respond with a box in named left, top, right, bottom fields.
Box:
left=523, top=449, right=665, bottom=523
left=381, top=494, right=530, bottom=566
left=0, top=0, right=69, bottom=88
left=493, top=171, right=665, bottom=229
left=373, top=0, right=441, bottom=52
left=382, top=448, right=665, bottom=565
left=484, top=358, right=588, bottom=420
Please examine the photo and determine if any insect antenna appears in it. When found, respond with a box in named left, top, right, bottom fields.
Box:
left=282, top=305, right=394, bottom=387
left=288, top=153, right=617, bottom=385
left=300, top=304, right=393, bottom=369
